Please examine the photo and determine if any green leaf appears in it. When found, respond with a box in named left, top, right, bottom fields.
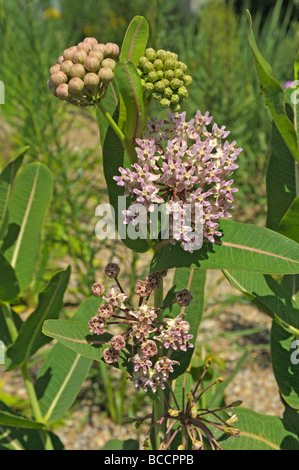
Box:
left=278, top=196, right=299, bottom=243
left=36, top=296, right=100, bottom=424
left=99, top=105, right=149, bottom=253
left=223, top=270, right=299, bottom=334
left=42, top=319, right=129, bottom=372
left=0, top=146, right=29, bottom=240
left=151, top=220, right=299, bottom=274
left=0, top=410, right=45, bottom=430
left=120, top=16, right=149, bottom=65
left=219, top=407, right=299, bottom=450
left=0, top=304, right=23, bottom=346
left=101, top=438, right=139, bottom=450
left=6, top=267, right=70, bottom=369
left=163, top=268, right=206, bottom=379
left=3, top=163, right=53, bottom=293
left=271, top=321, right=299, bottom=410
left=114, top=61, right=146, bottom=144
left=0, top=251, right=19, bottom=302
left=247, top=10, right=299, bottom=163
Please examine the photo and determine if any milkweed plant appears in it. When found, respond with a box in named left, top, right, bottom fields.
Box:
left=1, top=12, right=299, bottom=451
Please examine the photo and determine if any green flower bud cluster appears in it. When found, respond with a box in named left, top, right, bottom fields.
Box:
left=137, top=48, right=192, bottom=112
left=47, top=37, right=119, bottom=107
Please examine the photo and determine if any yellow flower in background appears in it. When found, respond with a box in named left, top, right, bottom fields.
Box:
left=83, top=25, right=98, bottom=36
left=108, top=11, right=126, bottom=30
left=44, top=8, right=62, bottom=20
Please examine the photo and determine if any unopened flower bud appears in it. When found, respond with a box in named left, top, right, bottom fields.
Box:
left=170, top=78, right=183, bottom=90
left=63, top=46, right=77, bottom=60
left=70, top=63, right=85, bottom=79
left=174, top=68, right=184, bottom=80
left=89, top=50, right=104, bottom=62
left=47, top=79, right=56, bottom=96
left=142, top=61, right=154, bottom=74
left=156, top=49, right=167, bottom=61
left=145, top=82, right=154, bottom=94
left=105, top=42, right=119, bottom=59
left=163, top=87, right=173, bottom=99
left=164, top=58, right=176, bottom=70
left=60, top=60, right=73, bottom=75
left=147, top=71, right=158, bottom=83
left=190, top=406, right=198, bottom=419
left=92, top=282, right=105, bottom=297
left=84, top=72, right=100, bottom=89
left=145, top=47, right=156, bottom=62
left=50, top=64, right=60, bottom=75
left=154, top=80, right=166, bottom=93
left=176, top=61, right=187, bottom=72
left=216, top=376, right=224, bottom=384
left=84, top=37, right=98, bottom=48
left=170, top=93, right=180, bottom=105
left=68, top=77, right=84, bottom=95
left=153, top=58, right=164, bottom=71
left=230, top=400, right=243, bottom=407
left=77, top=41, right=92, bottom=53
left=205, top=358, right=212, bottom=368
left=160, top=98, right=170, bottom=109
left=84, top=55, right=101, bottom=72
left=93, top=43, right=106, bottom=56
left=183, top=74, right=193, bottom=86
left=101, top=58, right=116, bottom=71
left=164, top=69, right=174, bottom=81
left=57, top=55, right=64, bottom=64
left=98, top=66, right=114, bottom=84
left=51, top=71, right=68, bottom=86
left=55, top=83, right=69, bottom=100
left=105, top=262, right=120, bottom=278
left=72, top=49, right=87, bottom=64
left=177, top=86, right=189, bottom=99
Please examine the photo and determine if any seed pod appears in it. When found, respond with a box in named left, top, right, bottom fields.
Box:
left=60, top=60, right=73, bottom=75
left=72, top=49, right=87, bottom=64
left=98, top=66, right=114, bottom=84
left=68, top=77, right=85, bottom=95
left=105, top=42, right=119, bottom=59
left=145, top=47, right=156, bottom=62
left=101, top=58, right=116, bottom=71
left=84, top=72, right=100, bottom=89
left=50, top=64, right=61, bottom=75
left=51, top=71, right=68, bottom=86
left=56, top=83, right=69, bottom=100
left=84, top=55, right=101, bottom=72
left=84, top=37, right=98, bottom=48
left=70, top=63, right=85, bottom=79
left=63, top=46, right=77, bottom=60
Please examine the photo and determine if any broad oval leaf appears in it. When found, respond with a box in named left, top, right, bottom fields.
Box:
left=4, top=163, right=53, bottom=293
left=151, top=220, right=299, bottom=275
left=120, top=16, right=149, bottom=65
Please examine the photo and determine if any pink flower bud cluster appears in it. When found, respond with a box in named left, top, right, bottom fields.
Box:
left=47, top=37, right=119, bottom=107
left=114, top=110, right=242, bottom=251
left=88, top=265, right=194, bottom=393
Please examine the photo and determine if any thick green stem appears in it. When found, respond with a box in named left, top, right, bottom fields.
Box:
left=96, top=101, right=138, bottom=164
left=1, top=302, right=18, bottom=342
left=153, top=280, right=165, bottom=449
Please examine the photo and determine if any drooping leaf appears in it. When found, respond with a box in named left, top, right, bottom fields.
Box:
left=247, top=10, right=299, bottom=163
left=219, top=407, right=299, bottom=450
left=6, top=267, right=70, bottom=369
left=42, top=319, right=129, bottom=372
left=0, top=146, right=29, bottom=240
left=151, top=220, right=299, bottom=275
left=3, top=163, right=53, bottom=293
left=0, top=410, right=45, bottom=430
left=0, top=252, right=19, bottom=302
left=36, top=296, right=100, bottom=424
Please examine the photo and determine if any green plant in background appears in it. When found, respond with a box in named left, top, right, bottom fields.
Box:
left=39, top=14, right=299, bottom=450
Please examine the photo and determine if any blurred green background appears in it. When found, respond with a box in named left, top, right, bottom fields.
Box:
left=0, top=0, right=298, bottom=301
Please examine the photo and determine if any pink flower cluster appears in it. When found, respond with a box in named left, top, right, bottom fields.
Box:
left=88, top=264, right=194, bottom=393
left=114, top=110, right=242, bottom=251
